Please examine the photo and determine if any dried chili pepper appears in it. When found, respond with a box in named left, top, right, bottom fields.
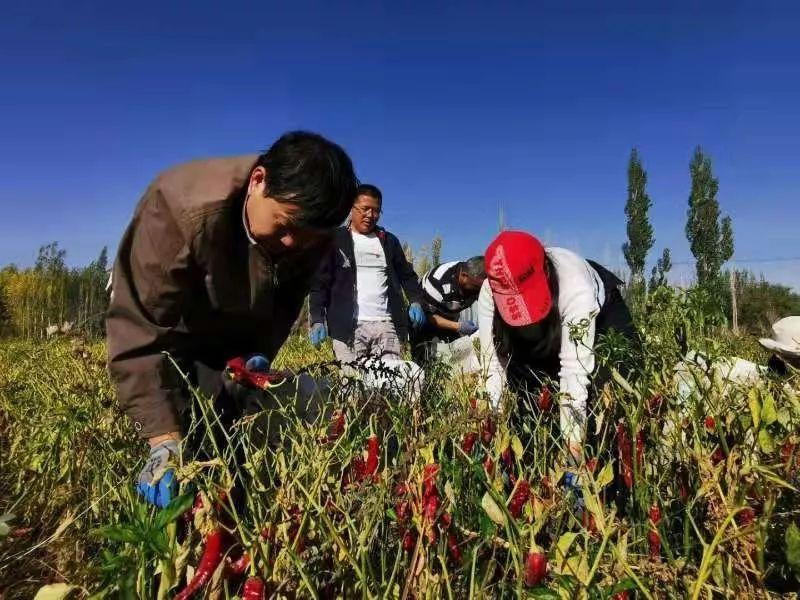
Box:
left=508, top=479, right=531, bottom=519
left=447, top=532, right=462, bottom=563
left=365, top=434, right=380, bottom=479
left=226, top=551, right=251, bottom=577
left=524, top=551, right=547, bottom=587
left=538, top=386, right=552, bottom=411
left=462, top=431, right=477, bottom=454
left=242, top=576, right=266, bottom=600
left=174, top=527, right=225, bottom=600
left=481, top=416, right=496, bottom=444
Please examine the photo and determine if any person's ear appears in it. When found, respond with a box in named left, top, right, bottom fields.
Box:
left=249, top=166, right=267, bottom=195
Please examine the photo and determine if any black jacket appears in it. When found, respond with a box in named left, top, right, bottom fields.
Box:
left=309, top=226, right=423, bottom=344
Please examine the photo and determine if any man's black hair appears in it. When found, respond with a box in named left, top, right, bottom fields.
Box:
left=355, top=184, right=383, bottom=204
left=461, top=256, right=486, bottom=280
left=256, top=131, right=359, bottom=228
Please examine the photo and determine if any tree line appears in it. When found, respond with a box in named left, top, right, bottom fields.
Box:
left=622, top=145, right=799, bottom=334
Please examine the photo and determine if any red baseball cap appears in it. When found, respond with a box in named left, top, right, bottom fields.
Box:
left=484, top=231, right=551, bottom=326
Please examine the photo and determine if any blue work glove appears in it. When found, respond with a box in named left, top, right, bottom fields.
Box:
left=245, top=353, right=269, bottom=372
left=136, top=439, right=179, bottom=508
left=309, top=323, right=328, bottom=348
left=563, top=471, right=585, bottom=514
left=408, top=303, right=426, bottom=329
left=458, top=319, right=478, bottom=336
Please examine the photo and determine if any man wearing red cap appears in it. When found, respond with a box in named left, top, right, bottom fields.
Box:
left=477, top=231, right=638, bottom=460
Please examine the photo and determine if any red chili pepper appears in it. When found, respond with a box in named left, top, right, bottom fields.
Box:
left=402, top=530, right=416, bottom=553
left=174, top=528, right=225, bottom=600
left=483, top=456, right=495, bottom=478
left=423, top=493, right=439, bottom=522
left=737, top=507, right=756, bottom=527
left=524, top=551, right=547, bottom=587
left=481, top=416, right=496, bottom=444
left=612, top=591, right=630, bottom=600
left=440, top=511, right=452, bottom=529
left=242, top=576, right=266, bottom=600
left=648, top=529, right=661, bottom=559
left=508, top=479, right=531, bottom=519
left=704, top=415, right=716, bottom=432
left=501, top=446, right=514, bottom=471
left=538, top=387, right=552, bottom=411
left=365, top=434, right=380, bottom=478
left=226, top=552, right=251, bottom=577
left=586, top=458, right=598, bottom=474
left=395, top=500, right=411, bottom=524
left=423, top=464, right=440, bottom=499
left=462, top=431, right=477, bottom=454
left=326, top=410, right=346, bottom=442
left=616, top=424, right=633, bottom=489
left=648, top=504, right=661, bottom=525
left=447, top=532, right=462, bottom=563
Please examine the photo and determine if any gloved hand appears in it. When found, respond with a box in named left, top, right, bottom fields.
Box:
left=458, top=319, right=478, bottom=336
left=309, top=323, right=328, bottom=348
left=562, top=471, right=585, bottom=514
left=136, top=439, right=179, bottom=508
left=408, top=303, right=426, bottom=329
left=245, top=353, right=269, bottom=372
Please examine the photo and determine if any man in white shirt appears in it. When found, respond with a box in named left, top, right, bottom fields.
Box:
left=477, top=230, right=639, bottom=461
left=309, top=185, right=426, bottom=376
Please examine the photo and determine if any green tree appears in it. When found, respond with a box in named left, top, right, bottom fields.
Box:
left=685, top=147, right=734, bottom=286
left=622, top=148, right=654, bottom=287
left=649, top=248, right=672, bottom=290
left=727, top=270, right=800, bottom=334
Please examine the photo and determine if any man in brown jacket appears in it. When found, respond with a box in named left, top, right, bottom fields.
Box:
left=107, top=131, right=358, bottom=507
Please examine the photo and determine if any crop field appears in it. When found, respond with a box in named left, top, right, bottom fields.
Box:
left=1, top=288, right=799, bottom=599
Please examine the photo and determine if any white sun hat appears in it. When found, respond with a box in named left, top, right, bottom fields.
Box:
left=759, top=316, right=800, bottom=358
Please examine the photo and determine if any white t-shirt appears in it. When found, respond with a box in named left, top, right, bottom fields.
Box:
left=352, top=231, right=391, bottom=321
left=477, top=246, right=605, bottom=445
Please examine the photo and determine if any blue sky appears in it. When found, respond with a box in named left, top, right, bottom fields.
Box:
left=1, top=1, right=798, bottom=289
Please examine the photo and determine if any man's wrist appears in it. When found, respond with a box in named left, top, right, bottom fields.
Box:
left=148, top=431, right=181, bottom=448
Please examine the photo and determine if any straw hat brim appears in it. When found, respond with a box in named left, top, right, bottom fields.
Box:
left=759, top=337, right=800, bottom=358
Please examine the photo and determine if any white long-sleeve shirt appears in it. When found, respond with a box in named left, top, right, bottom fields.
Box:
left=477, top=247, right=604, bottom=445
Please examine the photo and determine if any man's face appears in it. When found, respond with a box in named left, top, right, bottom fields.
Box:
left=350, top=194, right=381, bottom=234
left=245, top=167, right=330, bottom=255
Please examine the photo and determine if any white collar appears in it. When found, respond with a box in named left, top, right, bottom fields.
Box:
left=242, top=195, right=257, bottom=246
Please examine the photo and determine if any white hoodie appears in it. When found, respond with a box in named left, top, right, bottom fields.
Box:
left=476, top=247, right=605, bottom=445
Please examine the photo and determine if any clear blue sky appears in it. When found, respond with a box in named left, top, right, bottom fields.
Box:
left=1, top=1, right=798, bottom=289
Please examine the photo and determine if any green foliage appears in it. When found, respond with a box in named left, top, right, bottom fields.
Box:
left=0, top=242, right=109, bottom=338
left=2, top=288, right=800, bottom=597
left=728, top=270, right=800, bottom=335
left=648, top=247, right=673, bottom=291
left=622, top=148, right=654, bottom=284
left=686, top=147, right=735, bottom=286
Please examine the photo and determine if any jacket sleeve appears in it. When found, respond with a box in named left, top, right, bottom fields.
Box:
left=557, top=289, right=601, bottom=447
left=476, top=280, right=507, bottom=409
left=308, top=242, right=335, bottom=325
left=106, top=184, right=193, bottom=440
left=391, top=234, right=423, bottom=304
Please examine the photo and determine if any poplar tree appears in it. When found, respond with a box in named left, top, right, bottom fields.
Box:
left=622, top=149, right=654, bottom=287
left=686, top=147, right=734, bottom=286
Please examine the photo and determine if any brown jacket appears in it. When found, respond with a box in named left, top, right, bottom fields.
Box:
left=107, top=155, right=323, bottom=439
